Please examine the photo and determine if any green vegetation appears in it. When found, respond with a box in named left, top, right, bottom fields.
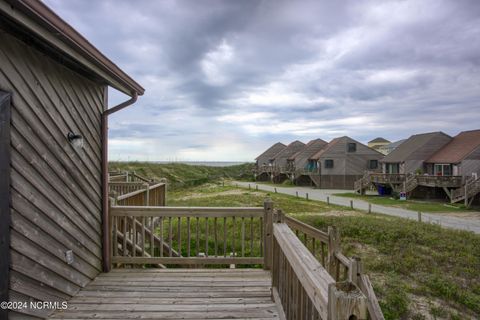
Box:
left=333, top=192, right=474, bottom=213
left=112, top=163, right=479, bottom=319
left=109, top=161, right=254, bottom=189
left=169, top=183, right=480, bottom=320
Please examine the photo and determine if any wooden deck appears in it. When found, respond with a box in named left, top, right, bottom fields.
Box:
left=48, top=268, right=280, bottom=320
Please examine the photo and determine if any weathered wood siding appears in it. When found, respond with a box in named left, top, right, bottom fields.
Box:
left=293, top=139, right=326, bottom=170
left=0, top=90, right=11, bottom=320
left=0, top=30, right=105, bottom=318
left=462, top=146, right=480, bottom=177
left=273, top=141, right=305, bottom=169
left=318, top=137, right=383, bottom=189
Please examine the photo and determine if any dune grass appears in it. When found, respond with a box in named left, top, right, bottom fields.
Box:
left=111, top=162, right=479, bottom=319
left=110, top=161, right=254, bottom=190
left=168, top=183, right=480, bottom=320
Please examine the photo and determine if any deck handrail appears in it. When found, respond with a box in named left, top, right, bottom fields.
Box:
left=108, top=200, right=384, bottom=319
left=272, top=213, right=372, bottom=319
left=112, top=182, right=166, bottom=206
left=110, top=205, right=266, bottom=266
left=283, top=215, right=384, bottom=320
left=110, top=182, right=150, bottom=197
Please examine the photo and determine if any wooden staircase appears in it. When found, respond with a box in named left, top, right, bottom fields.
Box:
left=354, top=172, right=371, bottom=194
left=451, top=177, right=480, bottom=207
left=404, top=173, right=418, bottom=193
left=295, top=168, right=321, bottom=187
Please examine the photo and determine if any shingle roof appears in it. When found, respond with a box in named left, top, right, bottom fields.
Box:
left=255, top=142, right=286, bottom=160
left=426, top=130, right=480, bottom=164
left=272, top=140, right=306, bottom=161
left=309, top=137, right=342, bottom=160
left=385, top=139, right=406, bottom=150
left=381, top=132, right=451, bottom=163
left=369, top=137, right=390, bottom=144
left=288, top=138, right=327, bottom=160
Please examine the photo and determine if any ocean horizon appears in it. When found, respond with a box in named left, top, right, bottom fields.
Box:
left=153, top=161, right=251, bottom=167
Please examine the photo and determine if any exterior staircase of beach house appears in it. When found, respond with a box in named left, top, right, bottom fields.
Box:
left=450, top=177, right=480, bottom=207
left=295, top=168, right=321, bottom=187
left=404, top=173, right=418, bottom=193
left=354, top=172, right=372, bottom=194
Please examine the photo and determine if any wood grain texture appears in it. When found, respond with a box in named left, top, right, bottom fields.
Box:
left=0, top=90, right=11, bottom=320
left=48, top=269, right=280, bottom=319
left=0, top=27, right=104, bottom=318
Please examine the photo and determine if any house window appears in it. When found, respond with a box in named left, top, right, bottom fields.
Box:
left=307, top=160, right=317, bottom=172
left=369, top=160, right=378, bottom=170
left=325, top=159, right=334, bottom=169
left=434, top=164, right=452, bottom=176
left=347, top=143, right=357, bottom=153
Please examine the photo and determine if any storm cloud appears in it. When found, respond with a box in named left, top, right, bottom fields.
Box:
left=45, top=0, right=480, bottom=161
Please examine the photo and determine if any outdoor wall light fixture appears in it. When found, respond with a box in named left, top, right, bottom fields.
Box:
left=67, top=131, right=84, bottom=149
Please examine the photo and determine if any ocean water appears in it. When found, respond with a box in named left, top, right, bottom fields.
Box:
left=153, top=161, right=250, bottom=167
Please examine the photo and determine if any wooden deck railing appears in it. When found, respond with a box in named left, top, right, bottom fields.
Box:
left=110, top=206, right=266, bottom=265
left=369, top=173, right=406, bottom=184
left=283, top=215, right=384, bottom=320
left=109, top=182, right=151, bottom=196
left=415, top=175, right=463, bottom=187
left=108, top=199, right=385, bottom=319
left=112, top=182, right=166, bottom=206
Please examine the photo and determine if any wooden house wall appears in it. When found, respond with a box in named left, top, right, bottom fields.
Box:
left=404, top=160, right=424, bottom=174
left=0, top=30, right=104, bottom=318
left=273, top=142, right=305, bottom=169
left=461, top=160, right=480, bottom=178
left=462, top=146, right=480, bottom=178
left=318, top=137, right=382, bottom=189
left=345, top=140, right=383, bottom=175
left=293, top=140, right=326, bottom=170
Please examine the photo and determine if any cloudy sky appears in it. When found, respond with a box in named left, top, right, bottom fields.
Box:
left=45, top=0, right=480, bottom=161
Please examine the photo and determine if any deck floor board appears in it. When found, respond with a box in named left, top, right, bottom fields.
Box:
left=49, top=268, right=280, bottom=319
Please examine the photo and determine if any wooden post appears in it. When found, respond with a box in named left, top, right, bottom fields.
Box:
left=464, top=182, right=468, bottom=207
left=348, top=257, right=362, bottom=285
left=368, top=203, right=371, bottom=214
left=327, top=226, right=340, bottom=276
left=418, top=211, right=422, bottom=222
left=274, top=187, right=277, bottom=193
left=328, top=282, right=368, bottom=320
left=306, top=192, right=309, bottom=200
left=350, top=200, right=353, bottom=209
left=327, top=196, right=330, bottom=205
left=263, top=198, right=274, bottom=270
left=296, top=191, right=298, bottom=197
left=144, top=183, right=150, bottom=206
left=274, top=209, right=284, bottom=223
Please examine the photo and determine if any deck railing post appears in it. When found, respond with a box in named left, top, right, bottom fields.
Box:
left=348, top=257, right=362, bottom=285
left=328, top=282, right=368, bottom=320
left=263, top=198, right=274, bottom=270
left=327, top=226, right=340, bottom=276
left=144, top=183, right=150, bottom=206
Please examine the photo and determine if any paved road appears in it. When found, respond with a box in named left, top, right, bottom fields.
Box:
left=233, top=181, right=480, bottom=234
